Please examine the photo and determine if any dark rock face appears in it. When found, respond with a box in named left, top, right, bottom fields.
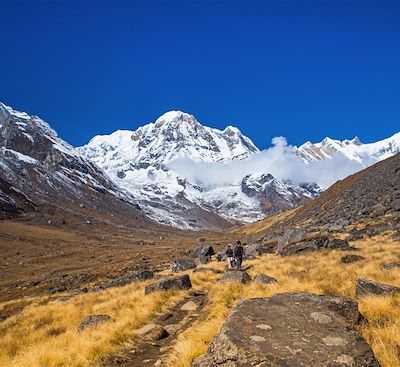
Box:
left=193, top=293, right=379, bottom=367
left=144, top=274, right=192, bottom=294
left=0, top=103, right=146, bottom=222
left=278, top=236, right=352, bottom=256
left=356, top=279, right=400, bottom=298
left=170, top=259, right=196, bottom=273
left=77, top=314, right=112, bottom=332
left=253, top=274, right=278, bottom=284
left=96, top=269, right=154, bottom=290
left=240, top=174, right=315, bottom=217
left=219, top=271, right=252, bottom=284
left=340, top=254, right=366, bottom=264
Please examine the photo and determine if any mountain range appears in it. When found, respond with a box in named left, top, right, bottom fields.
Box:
left=1, top=102, right=399, bottom=229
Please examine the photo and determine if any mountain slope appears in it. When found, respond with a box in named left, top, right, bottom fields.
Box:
left=0, top=102, right=146, bottom=223
left=244, top=152, right=400, bottom=241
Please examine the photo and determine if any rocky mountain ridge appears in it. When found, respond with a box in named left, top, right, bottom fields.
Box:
left=0, top=102, right=145, bottom=223
left=1, top=101, right=399, bottom=229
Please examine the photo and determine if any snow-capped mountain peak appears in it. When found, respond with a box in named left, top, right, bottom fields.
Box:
left=296, top=132, right=400, bottom=165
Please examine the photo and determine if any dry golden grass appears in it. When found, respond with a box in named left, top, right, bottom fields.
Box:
left=0, top=280, right=184, bottom=367
left=166, top=232, right=400, bottom=367
left=1, top=232, right=399, bottom=367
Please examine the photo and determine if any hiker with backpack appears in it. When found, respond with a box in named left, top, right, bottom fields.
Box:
left=234, top=240, right=244, bottom=271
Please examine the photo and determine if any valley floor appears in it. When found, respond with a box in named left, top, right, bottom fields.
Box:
left=0, top=230, right=399, bottom=366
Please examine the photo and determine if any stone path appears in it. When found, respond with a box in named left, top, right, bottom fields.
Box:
left=102, top=291, right=208, bottom=367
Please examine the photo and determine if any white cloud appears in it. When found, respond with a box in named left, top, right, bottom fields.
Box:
left=167, top=137, right=364, bottom=188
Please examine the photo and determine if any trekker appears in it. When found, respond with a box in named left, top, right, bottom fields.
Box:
left=225, top=245, right=234, bottom=270
left=234, top=240, right=244, bottom=271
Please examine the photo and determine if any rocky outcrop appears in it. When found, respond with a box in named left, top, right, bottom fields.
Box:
left=340, top=254, right=365, bottom=264
left=191, top=244, right=215, bottom=259
left=77, top=314, right=112, bottom=332
left=170, top=259, right=196, bottom=273
left=277, top=228, right=305, bottom=248
left=193, top=292, right=379, bottom=367
left=219, top=271, right=252, bottom=284
left=144, top=274, right=192, bottom=294
left=356, top=279, right=400, bottom=298
left=253, top=274, right=277, bottom=284
left=96, top=269, right=154, bottom=290
left=245, top=242, right=275, bottom=258
left=278, top=236, right=353, bottom=256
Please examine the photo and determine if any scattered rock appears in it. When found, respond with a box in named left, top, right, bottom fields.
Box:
left=356, top=278, right=400, bottom=298
left=245, top=242, right=275, bottom=258
left=170, top=259, right=196, bottom=273
left=193, top=292, right=379, bottom=366
left=77, top=314, right=112, bottom=332
left=219, top=271, right=252, bottom=284
left=193, top=267, right=223, bottom=274
left=278, top=236, right=353, bottom=256
left=96, top=268, right=154, bottom=290
left=145, top=274, right=192, bottom=294
left=191, top=244, right=215, bottom=259
left=382, top=262, right=400, bottom=271
left=134, top=323, right=168, bottom=341
left=156, top=312, right=173, bottom=322
left=180, top=301, right=198, bottom=311
left=253, top=274, right=277, bottom=284
left=277, top=228, right=306, bottom=248
left=340, top=254, right=366, bottom=264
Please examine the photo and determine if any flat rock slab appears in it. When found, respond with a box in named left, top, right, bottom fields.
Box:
left=134, top=323, right=168, bottom=341
left=220, top=271, right=252, bottom=284
left=144, top=274, right=192, bottom=294
left=193, top=292, right=379, bottom=367
left=356, top=278, right=400, bottom=298
left=180, top=301, right=198, bottom=311
left=170, top=259, right=196, bottom=273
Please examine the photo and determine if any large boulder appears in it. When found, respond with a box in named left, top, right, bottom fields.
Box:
left=356, top=278, right=400, bottom=298
left=253, top=274, right=277, bottom=284
left=278, top=236, right=353, bottom=256
left=77, top=314, right=112, bottom=332
left=144, top=274, right=192, bottom=294
left=219, top=271, right=252, bottom=284
left=170, top=259, right=196, bottom=273
left=191, top=244, right=215, bottom=259
left=97, top=268, right=154, bottom=290
left=277, top=228, right=306, bottom=249
left=193, top=293, right=379, bottom=367
left=245, top=242, right=275, bottom=259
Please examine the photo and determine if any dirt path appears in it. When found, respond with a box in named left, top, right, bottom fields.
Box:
left=103, top=290, right=208, bottom=367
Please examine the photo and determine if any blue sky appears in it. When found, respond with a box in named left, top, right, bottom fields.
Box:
left=1, top=0, right=400, bottom=149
